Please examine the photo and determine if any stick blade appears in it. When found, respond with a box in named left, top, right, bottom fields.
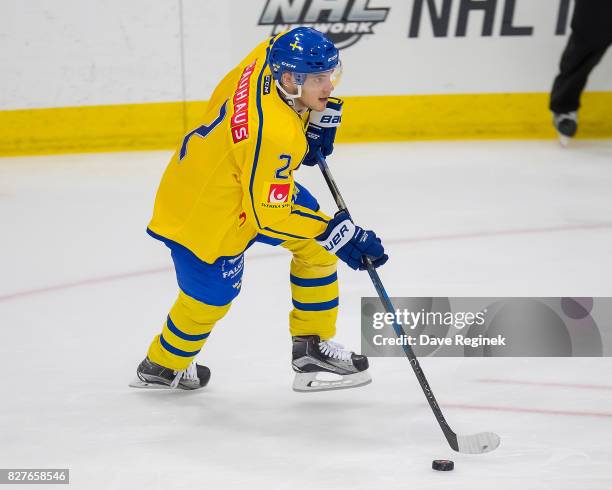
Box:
left=456, top=432, right=501, bottom=454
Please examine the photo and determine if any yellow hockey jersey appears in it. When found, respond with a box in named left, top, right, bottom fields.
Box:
left=147, top=36, right=330, bottom=263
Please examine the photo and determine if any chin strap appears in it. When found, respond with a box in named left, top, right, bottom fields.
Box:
left=275, top=80, right=301, bottom=100
left=276, top=80, right=307, bottom=113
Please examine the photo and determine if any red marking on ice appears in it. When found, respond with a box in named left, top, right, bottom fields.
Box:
left=2, top=222, right=612, bottom=303
left=398, top=222, right=612, bottom=244
left=0, top=266, right=171, bottom=302
left=478, top=379, right=612, bottom=391
left=444, top=403, right=612, bottom=419
left=0, top=253, right=281, bottom=302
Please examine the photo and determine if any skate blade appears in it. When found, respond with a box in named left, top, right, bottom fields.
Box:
left=558, top=133, right=571, bottom=148
left=129, top=377, right=173, bottom=389
left=292, top=371, right=372, bottom=393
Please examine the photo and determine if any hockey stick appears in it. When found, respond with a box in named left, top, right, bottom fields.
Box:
left=316, top=152, right=500, bottom=454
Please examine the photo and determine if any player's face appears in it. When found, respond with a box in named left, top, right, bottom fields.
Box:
left=299, top=71, right=335, bottom=111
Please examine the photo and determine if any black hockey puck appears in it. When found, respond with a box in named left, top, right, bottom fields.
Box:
left=432, top=460, right=454, bottom=471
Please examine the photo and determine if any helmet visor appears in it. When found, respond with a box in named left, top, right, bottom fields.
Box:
left=295, top=61, right=343, bottom=89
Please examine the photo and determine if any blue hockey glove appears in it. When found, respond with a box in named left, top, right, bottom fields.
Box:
left=316, top=210, right=388, bottom=271
left=302, top=97, right=343, bottom=166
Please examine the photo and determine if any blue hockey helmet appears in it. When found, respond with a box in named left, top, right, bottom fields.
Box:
left=269, top=27, right=342, bottom=89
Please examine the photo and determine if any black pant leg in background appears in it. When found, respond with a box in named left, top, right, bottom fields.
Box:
left=550, top=0, right=612, bottom=113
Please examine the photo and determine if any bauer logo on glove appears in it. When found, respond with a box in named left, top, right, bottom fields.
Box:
left=319, top=219, right=356, bottom=253
left=316, top=210, right=388, bottom=271
left=309, top=111, right=342, bottom=128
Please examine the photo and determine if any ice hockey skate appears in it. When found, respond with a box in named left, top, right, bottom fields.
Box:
left=291, top=335, right=372, bottom=392
left=553, top=111, right=577, bottom=147
left=129, top=357, right=211, bottom=390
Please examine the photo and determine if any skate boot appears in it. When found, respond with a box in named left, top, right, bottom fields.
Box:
left=292, top=335, right=372, bottom=392
left=553, top=111, right=577, bottom=147
left=129, top=357, right=211, bottom=390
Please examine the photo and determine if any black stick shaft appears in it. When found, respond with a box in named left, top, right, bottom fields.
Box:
left=316, top=155, right=459, bottom=450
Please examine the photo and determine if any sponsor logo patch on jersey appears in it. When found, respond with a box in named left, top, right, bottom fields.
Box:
left=221, top=255, right=244, bottom=279
left=261, top=182, right=292, bottom=209
left=231, top=61, right=257, bottom=144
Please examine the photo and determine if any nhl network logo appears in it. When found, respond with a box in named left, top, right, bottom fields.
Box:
left=258, top=0, right=390, bottom=50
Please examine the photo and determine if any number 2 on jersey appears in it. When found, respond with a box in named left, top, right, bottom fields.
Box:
left=275, top=154, right=292, bottom=179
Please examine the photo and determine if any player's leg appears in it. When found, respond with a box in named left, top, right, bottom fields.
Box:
left=550, top=34, right=608, bottom=129
left=282, top=238, right=371, bottom=392
left=285, top=237, right=339, bottom=340
left=130, top=243, right=245, bottom=390
left=550, top=0, right=612, bottom=143
left=137, top=291, right=231, bottom=389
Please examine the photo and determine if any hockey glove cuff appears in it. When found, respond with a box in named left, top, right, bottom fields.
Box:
left=302, top=97, right=343, bottom=167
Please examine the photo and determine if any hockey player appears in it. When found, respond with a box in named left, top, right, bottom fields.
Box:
left=130, top=27, right=388, bottom=393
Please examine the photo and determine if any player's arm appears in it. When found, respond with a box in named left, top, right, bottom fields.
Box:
left=241, top=137, right=329, bottom=241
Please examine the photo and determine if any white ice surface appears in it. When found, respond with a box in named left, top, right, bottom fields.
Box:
left=1, top=140, right=612, bottom=489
